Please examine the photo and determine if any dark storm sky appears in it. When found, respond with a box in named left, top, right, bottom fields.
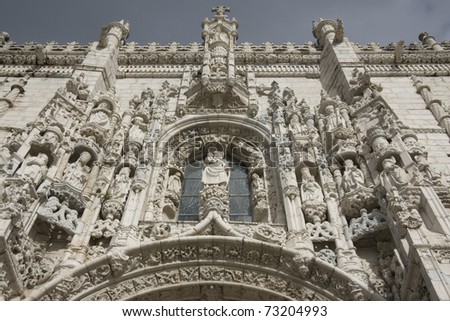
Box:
left=1, top=0, right=450, bottom=46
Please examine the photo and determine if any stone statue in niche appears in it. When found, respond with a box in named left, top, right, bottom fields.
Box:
left=280, top=167, right=298, bottom=187
left=251, top=173, right=264, bottom=191
left=300, top=167, right=327, bottom=223
left=167, top=172, right=182, bottom=195
left=414, top=154, right=440, bottom=183
left=342, top=159, right=366, bottom=193
left=324, top=105, right=345, bottom=131
left=380, top=156, right=410, bottom=196
left=62, top=151, right=92, bottom=190
left=202, top=148, right=230, bottom=188
left=110, top=167, right=131, bottom=201
left=163, top=171, right=182, bottom=220
left=20, top=153, right=49, bottom=185
left=128, top=116, right=147, bottom=144
left=140, top=87, right=154, bottom=109
left=300, top=167, right=324, bottom=203
left=289, top=114, right=308, bottom=136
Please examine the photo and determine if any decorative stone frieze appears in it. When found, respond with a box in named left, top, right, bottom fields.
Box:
left=2, top=6, right=450, bottom=301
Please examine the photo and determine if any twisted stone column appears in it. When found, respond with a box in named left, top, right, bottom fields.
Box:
left=0, top=75, right=30, bottom=117
left=412, top=76, right=450, bottom=138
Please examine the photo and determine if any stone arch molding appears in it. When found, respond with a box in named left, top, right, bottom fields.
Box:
left=161, top=114, right=271, bottom=154
left=27, top=237, right=384, bottom=301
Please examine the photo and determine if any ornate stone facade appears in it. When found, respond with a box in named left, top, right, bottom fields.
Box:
left=1, top=7, right=450, bottom=301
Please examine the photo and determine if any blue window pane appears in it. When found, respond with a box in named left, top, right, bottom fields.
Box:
left=178, top=161, right=202, bottom=221
left=229, top=163, right=252, bottom=222
left=178, top=160, right=253, bottom=222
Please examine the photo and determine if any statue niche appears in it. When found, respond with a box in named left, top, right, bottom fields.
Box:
left=202, top=148, right=230, bottom=188
left=300, top=167, right=327, bottom=223
left=80, top=99, right=115, bottom=146
left=251, top=172, right=270, bottom=222
left=19, top=152, right=49, bottom=186
left=62, top=151, right=92, bottom=191
left=101, top=166, right=132, bottom=221
left=162, top=170, right=183, bottom=220
left=340, top=159, right=378, bottom=219
left=199, top=148, right=231, bottom=221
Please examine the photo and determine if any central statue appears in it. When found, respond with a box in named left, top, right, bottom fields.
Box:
left=202, top=148, right=230, bottom=188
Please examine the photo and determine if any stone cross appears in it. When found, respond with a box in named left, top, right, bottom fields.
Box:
left=212, top=6, right=230, bottom=16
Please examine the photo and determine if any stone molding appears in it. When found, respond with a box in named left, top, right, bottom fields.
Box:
left=26, top=236, right=384, bottom=301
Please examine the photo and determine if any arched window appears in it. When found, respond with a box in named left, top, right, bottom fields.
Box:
left=228, top=162, right=252, bottom=222
left=178, top=159, right=252, bottom=222
left=178, top=161, right=202, bottom=221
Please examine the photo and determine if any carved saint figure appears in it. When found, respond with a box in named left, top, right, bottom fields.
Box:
left=129, top=116, right=146, bottom=144
left=380, top=156, right=410, bottom=196
left=202, top=148, right=229, bottom=188
left=21, top=153, right=49, bottom=185
left=324, top=105, right=345, bottom=131
left=300, top=167, right=324, bottom=202
left=289, top=114, right=308, bottom=136
left=342, top=159, right=366, bottom=193
left=110, top=167, right=131, bottom=201
left=167, top=172, right=182, bottom=195
left=415, top=154, right=440, bottom=182
left=62, top=151, right=92, bottom=190
left=251, top=173, right=264, bottom=191
left=140, top=87, right=154, bottom=108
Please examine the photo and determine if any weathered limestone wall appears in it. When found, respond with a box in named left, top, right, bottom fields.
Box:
left=376, top=76, right=450, bottom=172
left=376, top=77, right=439, bottom=129
left=423, top=76, right=450, bottom=102
left=320, top=40, right=359, bottom=101
left=0, top=77, right=67, bottom=143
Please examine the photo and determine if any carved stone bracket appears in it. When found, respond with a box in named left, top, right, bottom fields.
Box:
left=349, top=208, right=388, bottom=241
left=101, top=199, right=124, bottom=221
left=91, top=219, right=121, bottom=239
left=200, top=186, right=229, bottom=221
left=341, top=187, right=378, bottom=218
left=37, top=196, right=83, bottom=235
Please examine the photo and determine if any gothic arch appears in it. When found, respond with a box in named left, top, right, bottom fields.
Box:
left=27, top=237, right=384, bottom=301
left=161, top=115, right=271, bottom=148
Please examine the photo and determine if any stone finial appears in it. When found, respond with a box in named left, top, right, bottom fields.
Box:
left=419, top=32, right=443, bottom=51
left=312, top=19, right=337, bottom=46
left=0, top=32, right=9, bottom=45
left=394, top=40, right=404, bottom=64
left=35, top=45, right=47, bottom=65
left=212, top=5, right=230, bottom=17
left=334, top=18, right=344, bottom=44
left=98, top=20, right=130, bottom=49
